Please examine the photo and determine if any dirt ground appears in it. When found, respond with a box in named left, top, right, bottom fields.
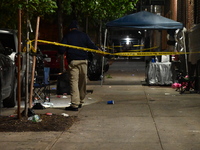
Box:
left=0, top=114, right=78, bottom=132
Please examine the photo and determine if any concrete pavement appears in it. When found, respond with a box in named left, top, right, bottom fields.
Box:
left=1, top=60, right=200, bottom=150
left=1, top=84, right=200, bottom=150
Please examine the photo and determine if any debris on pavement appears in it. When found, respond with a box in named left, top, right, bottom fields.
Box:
left=62, top=93, right=68, bottom=98
left=106, top=74, right=112, bottom=78
left=107, top=100, right=114, bottom=104
left=28, top=115, right=42, bottom=122
left=46, top=113, right=53, bottom=116
left=42, top=102, right=54, bottom=108
left=61, top=113, right=69, bottom=117
left=165, top=93, right=170, bottom=95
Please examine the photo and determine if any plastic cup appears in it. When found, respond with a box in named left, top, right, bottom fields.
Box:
left=107, top=100, right=114, bottom=104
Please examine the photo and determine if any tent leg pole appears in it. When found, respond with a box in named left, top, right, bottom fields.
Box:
left=101, top=29, right=107, bottom=86
left=183, top=29, right=188, bottom=75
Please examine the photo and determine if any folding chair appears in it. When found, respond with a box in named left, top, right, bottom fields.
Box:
left=33, top=67, right=50, bottom=103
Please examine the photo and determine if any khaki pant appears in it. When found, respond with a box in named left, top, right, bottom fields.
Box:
left=68, top=60, right=87, bottom=108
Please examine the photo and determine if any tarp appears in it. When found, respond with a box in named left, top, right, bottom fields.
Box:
left=106, top=11, right=183, bottom=30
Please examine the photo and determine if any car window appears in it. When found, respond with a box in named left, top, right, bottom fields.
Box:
left=0, top=41, right=5, bottom=54
left=0, top=33, right=16, bottom=52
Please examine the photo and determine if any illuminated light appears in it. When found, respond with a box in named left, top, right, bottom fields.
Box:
left=125, top=36, right=130, bottom=45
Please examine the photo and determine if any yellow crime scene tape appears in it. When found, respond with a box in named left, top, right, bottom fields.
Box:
left=133, top=45, right=144, bottom=47
left=37, top=40, right=110, bottom=55
left=27, top=39, right=197, bottom=57
left=128, top=46, right=158, bottom=52
left=113, top=51, right=189, bottom=57
left=106, top=44, right=144, bottom=50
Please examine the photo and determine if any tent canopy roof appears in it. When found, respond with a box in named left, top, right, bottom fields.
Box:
left=106, top=11, right=183, bottom=30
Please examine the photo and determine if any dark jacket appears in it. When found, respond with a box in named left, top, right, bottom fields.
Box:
left=59, top=29, right=98, bottom=63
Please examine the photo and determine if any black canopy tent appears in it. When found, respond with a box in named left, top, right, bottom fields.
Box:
left=100, top=11, right=184, bottom=85
left=104, top=11, right=184, bottom=58
left=106, top=11, right=183, bottom=30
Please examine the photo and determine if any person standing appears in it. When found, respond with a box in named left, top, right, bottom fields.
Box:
left=59, top=20, right=99, bottom=111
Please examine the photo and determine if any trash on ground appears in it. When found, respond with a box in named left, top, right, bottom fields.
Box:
left=106, top=74, right=112, bottom=78
left=46, top=113, right=53, bottom=116
left=62, top=93, right=67, bottom=98
left=61, top=113, right=69, bottom=117
left=107, top=100, right=114, bottom=104
left=45, top=96, right=50, bottom=101
left=28, top=115, right=42, bottom=122
left=42, top=102, right=54, bottom=108
left=32, top=103, right=46, bottom=109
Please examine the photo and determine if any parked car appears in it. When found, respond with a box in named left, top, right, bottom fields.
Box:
left=88, top=52, right=109, bottom=81
left=38, top=44, right=68, bottom=79
left=0, top=42, right=17, bottom=107
left=0, top=29, right=33, bottom=98
left=0, top=29, right=36, bottom=104
left=38, top=44, right=110, bottom=81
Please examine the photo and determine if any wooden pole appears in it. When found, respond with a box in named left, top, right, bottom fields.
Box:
left=17, top=9, right=22, bottom=119
left=29, top=16, right=40, bottom=108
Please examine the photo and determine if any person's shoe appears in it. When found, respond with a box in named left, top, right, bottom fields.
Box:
left=65, top=106, right=78, bottom=111
left=78, top=104, right=82, bottom=108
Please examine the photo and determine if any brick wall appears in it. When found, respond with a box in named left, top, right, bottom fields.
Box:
left=186, top=0, right=194, bottom=30
left=177, top=0, right=186, bottom=26
left=194, top=0, right=200, bottom=24
left=176, top=0, right=198, bottom=30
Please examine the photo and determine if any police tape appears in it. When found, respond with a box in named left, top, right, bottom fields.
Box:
left=23, top=40, right=36, bottom=53
left=37, top=40, right=110, bottom=55
left=106, top=45, right=145, bottom=51
left=104, top=44, right=144, bottom=48
left=113, top=51, right=188, bottom=56
left=36, top=40, right=158, bottom=55
left=133, top=45, right=144, bottom=47
left=28, top=39, right=197, bottom=57
left=129, top=46, right=158, bottom=52
left=106, top=46, right=157, bottom=52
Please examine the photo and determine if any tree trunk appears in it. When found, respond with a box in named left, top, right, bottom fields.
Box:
left=99, top=20, right=102, bottom=47
left=57, top=0, right=63, bottom=41
left=17, top=9, right=22, bottom=119
left=57, top=0, right=65, bottom=72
